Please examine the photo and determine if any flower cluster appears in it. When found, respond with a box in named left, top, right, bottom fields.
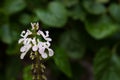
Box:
left=18, top=23, right=54, bottom=59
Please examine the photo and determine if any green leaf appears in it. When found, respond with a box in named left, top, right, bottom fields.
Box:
left=59, top=29, right=86, bottom=59
left=94, top=48, right=120, bottom=80
left=54, top=48, right=72, bottom=77
left=85, top=15, right=118, bottom=39
left=4, top=0, right=26, bottom=15
left=109, top=3, right=120, bottom=22
left=68, top=5, right=86, bottom=21
left=23, top=65, right=32, bottom=80
left=0, top=24, right=12, bottom=44
left=35, top=1, right=68, bottom=27
left=83, top=1, right=106, bottom=15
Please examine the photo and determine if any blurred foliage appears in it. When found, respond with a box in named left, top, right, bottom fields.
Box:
left=1, top=0, right=120, bottom=80
left=23, top=65, right=32, bottom=80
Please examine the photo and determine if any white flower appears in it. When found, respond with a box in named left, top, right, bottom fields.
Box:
left=20, top=44, right=32, bottom=59
left=37, top=30, right=52, bottom=41
left=18, top=30, right=32, bottom=44
left=18, top=22, right=54, bottom=59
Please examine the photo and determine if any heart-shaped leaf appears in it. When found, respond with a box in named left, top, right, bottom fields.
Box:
left=85, top=15, right=118, bottom=39
left=54, top=48, right=72, bottom=78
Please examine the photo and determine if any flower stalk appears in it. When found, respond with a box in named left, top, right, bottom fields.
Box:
left=31, top=51, right=46, bottom=80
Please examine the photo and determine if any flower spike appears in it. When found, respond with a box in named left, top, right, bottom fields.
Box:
left=18, top=22, right=54, bottom=59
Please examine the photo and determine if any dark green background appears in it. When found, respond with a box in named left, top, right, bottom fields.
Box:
left=0, top=0, right=120, bottom=80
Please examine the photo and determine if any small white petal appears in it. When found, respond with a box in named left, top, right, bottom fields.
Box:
left=24, top=34, right=28, bottom=38
left=37, top=30, right=52, bottom=41
left=41, top=53, right=48, bottom=58
left=27, top=30, right=32, bottom=35
left=27, top=44, right=32, bottom=50
left=23, top=39, right=27, bottom=44
left=20, top=44, right=32, bottom=59
left=20, top=52, right=26, bottom=59
left=45, top=31, right=49, bottom=37
left=45, top=38, right=52, bottom=41
left=18, top=38, right=24, bottom=44
left=21, top=30, right=32, bottom=38
left=41, top=43, right=47, bottom=48
left=20, top=46, right=26, bottom=52
left=48, top=49, right=54, bottom=56
left=38, top=42, right=45, bottom=48
left=21, top=31, right=25, bottom=37
left=45, top=42, right=50, bottom=47
left=38, top=47, right=45, bottom=54
left=37, top=31, right=40, bottom=35
left=25, top=38, right=32, bottom=45
left=32, top=45, right=38, bottom=51
left=38, top=30, right=46, bottom=38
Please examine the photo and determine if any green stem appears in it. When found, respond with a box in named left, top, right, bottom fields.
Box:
left=31, top=51, right=46, bottom=80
